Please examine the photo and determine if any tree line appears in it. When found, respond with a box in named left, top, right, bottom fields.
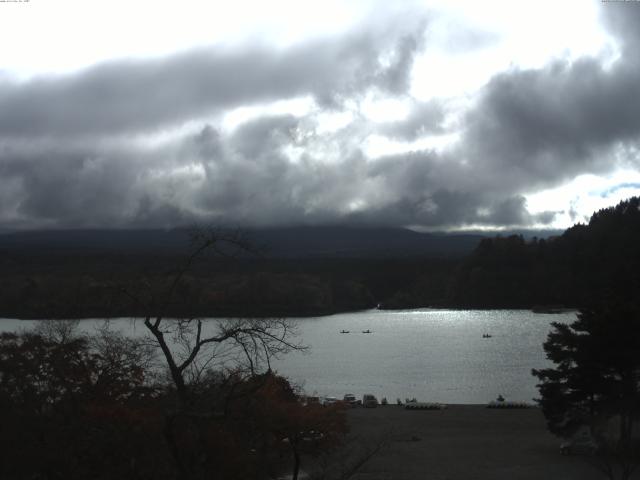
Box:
left=450, top=197, right=640, bottom=308
left=529, top=198, right=640, bottom=479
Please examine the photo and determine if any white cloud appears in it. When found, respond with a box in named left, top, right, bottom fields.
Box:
left=0, top=0, right=388, bottom=78
left=526, top=169, right=640, bottom=227
left=221, top=97, right=315, bottom=132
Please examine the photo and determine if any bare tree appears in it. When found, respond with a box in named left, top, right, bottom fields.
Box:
left=121, top=227, right=306, bottom=479
left=34, top=318, right=81, bottom=345
left=127, top=228, right=303, bottom=401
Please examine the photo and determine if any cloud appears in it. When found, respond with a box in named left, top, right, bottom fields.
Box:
left=598, top=182, right=640, bottom=198
left=439, top=27, right=499, bottom=54
left=0, top=17, right=427, bottom=140
left=373, top=32, right=424, bottom=95
left=0, top=113, right=557, bottom=231
left=601, top=2, right=640, bottom=55
left=457, top=4, right=640, bottom=197
left=0, top=9, right=446, bottom=230
left=185, top=123, right=558, bottom=229
left=377, top=99, right=446, bottom=140
left=2, top=4, right=639, bottom=232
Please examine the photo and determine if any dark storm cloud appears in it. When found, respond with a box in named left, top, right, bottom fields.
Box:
left=0, top=143, right=169, bottom=227
left=0, top=106, right=558, bottom=231
left=346, top=151, right=557, bottom=228
left=3, top=4, right=639, bottom=231
left=465, top=58, right=640, bottom=186
left=353, top=2, right=640, bottom=228
left=187, top=119, right=371, bottom=226
left=0, top=11, right=441, bottom=230
left=0, top=112, right=555, bottom=230
left=373, top=32, right=423, bottom=95
left=186, top=122, right=556, bottom=229
left=0, top=20, right=426, bottom=139
left=459, top=4, right=640, bottom=196
left=229, top=115, right=300, bottom=159
left=343, top=190, right=553, bottom=229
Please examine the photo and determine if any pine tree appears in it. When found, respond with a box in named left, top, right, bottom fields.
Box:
left=533, top=299, right=640, bottom=478
left=534, top=299, right=640, bottom=436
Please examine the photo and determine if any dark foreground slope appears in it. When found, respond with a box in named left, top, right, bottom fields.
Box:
left=341, top=406, right=608, bottom=480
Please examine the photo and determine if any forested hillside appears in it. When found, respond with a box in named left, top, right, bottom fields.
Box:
left=448, top=197, right=640, bottom=308
left=0, top=250, right=459, bottom=319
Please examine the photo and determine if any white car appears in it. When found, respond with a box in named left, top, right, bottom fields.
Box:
left=323, top=396, right=338, bottom=406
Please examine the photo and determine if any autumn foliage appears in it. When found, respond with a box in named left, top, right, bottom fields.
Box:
left=0, top=328, right=347, bottom=480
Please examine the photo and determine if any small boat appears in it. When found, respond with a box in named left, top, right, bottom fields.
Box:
left=482, top=333, right=492, bottom=338
left=340, top=330, right=350, bottom=334
left=362, top=329, right=372, bottom=334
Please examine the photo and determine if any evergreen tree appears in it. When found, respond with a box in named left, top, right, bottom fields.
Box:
left=533, top=299, right=640, bottom=478
left=533, top=300, right=640, bottom=436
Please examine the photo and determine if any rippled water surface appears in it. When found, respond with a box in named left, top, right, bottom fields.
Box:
left=1, top=309, right=576, bottom=404
left=272, top=309, right=575, bottom=404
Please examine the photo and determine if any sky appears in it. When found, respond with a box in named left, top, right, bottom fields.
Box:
left=0, top=0, right=639, bottom=232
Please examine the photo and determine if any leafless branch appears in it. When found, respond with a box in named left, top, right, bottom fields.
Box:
left=127, top=226, right=306, bottom=411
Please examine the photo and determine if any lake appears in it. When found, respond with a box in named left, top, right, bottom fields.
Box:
left=0, top=309, right=575, bottom=404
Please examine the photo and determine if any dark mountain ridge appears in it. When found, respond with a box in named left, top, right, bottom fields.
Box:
left=0, top=226, right=485, bottom=258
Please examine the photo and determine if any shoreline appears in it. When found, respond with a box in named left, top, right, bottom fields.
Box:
left=1, top=306, right=578, bottom=322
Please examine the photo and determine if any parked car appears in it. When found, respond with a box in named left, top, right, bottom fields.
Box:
left=343, top=393, right=359, bottom=407
left=560, top=432, right=600, bottom=455
left=323, top=396, right=338, bottom=406
left=362, top=394, right=378, bottom=408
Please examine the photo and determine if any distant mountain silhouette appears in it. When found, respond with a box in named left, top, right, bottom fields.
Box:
left=248, top=226, right=485, bottom=258
left=0, top=228, right=191, bottom=254
left=0, top=226, right=487, bottom=258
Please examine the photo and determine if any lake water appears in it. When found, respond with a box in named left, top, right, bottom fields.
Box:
left=0, top=309, right=575, bottom=404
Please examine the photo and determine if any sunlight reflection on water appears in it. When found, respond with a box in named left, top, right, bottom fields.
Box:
left=272, top=309, right=576, bottom=404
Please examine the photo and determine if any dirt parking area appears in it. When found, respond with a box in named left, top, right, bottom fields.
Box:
left=342, top=405, right=619, bottom=480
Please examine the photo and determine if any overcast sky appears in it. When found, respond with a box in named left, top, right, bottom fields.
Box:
left=1, top=0, right=639, bottom=231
